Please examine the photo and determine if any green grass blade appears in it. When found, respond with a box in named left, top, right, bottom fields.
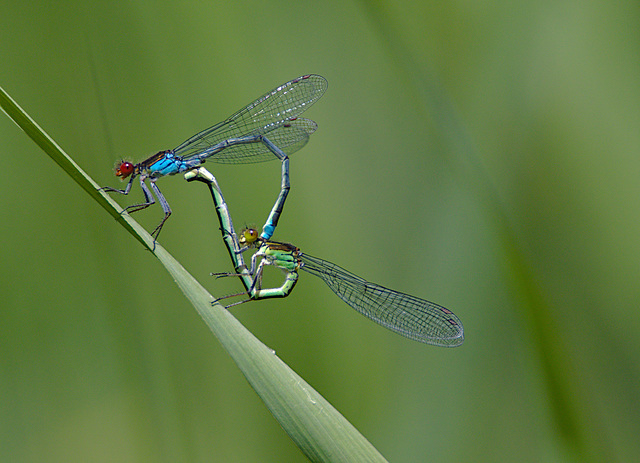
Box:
left=160, top=247, right=388, bottom=462
left=0, top=84, right=146, bottom=248
left=0, top=84, right=388, bottom=462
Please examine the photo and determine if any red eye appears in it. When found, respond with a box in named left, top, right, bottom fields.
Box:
left=115, top=161, right=135, bottom=178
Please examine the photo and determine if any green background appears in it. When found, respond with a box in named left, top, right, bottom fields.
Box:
left=2, top=1, right=639, bottom=461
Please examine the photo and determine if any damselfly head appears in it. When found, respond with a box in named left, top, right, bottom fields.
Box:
left=115, top=161, right=135, bottom=179
left=239, top=227, right=260, bottom=246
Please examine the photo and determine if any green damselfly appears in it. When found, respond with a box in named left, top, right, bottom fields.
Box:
left=186, top=167, right=464, bottom=347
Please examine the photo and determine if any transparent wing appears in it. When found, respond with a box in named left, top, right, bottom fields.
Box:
left=191, top=118, right=317, bottom=164
left=174, top=75, right=327, bottom=161
left=299, top=253, right=464, bottom=347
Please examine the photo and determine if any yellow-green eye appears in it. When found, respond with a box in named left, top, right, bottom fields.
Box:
left=240, top=227, right=259, bottom=245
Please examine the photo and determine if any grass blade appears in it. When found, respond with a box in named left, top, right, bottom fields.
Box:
left=0, top=84, right=388, bottom=462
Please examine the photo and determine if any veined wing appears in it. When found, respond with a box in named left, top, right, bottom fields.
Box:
left=174, top=75, right=327, bottom=160
left=299, top=253, right=464, bottom=347
left=191, top=118, right=317, bottom=164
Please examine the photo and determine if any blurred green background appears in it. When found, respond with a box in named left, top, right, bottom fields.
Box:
left=1, top=1, right=639, bottom=461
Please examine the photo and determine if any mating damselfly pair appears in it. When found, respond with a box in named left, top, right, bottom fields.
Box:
left=103, top=75, right=464, bottom=347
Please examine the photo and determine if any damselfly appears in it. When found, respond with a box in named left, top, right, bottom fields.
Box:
left=102, top=75, right=327, bottom=240
left=186, top=167, right=464, bottom=347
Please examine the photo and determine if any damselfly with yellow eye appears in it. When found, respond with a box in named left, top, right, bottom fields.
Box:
left=185, top=167, right=464, bottom=347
